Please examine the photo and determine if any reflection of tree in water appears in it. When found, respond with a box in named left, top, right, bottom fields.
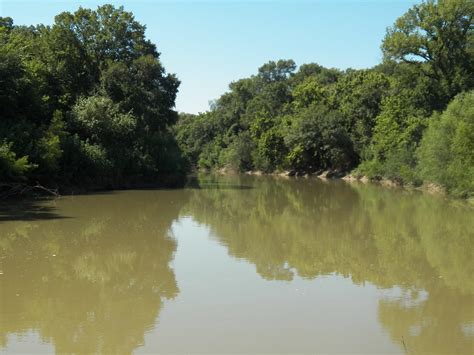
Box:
left=186, top=175, right=474, bottom=353
left=0, top=190, right=188, bottom=353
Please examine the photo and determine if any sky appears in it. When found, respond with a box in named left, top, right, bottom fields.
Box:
left=1, top=0, right=421, bottom=113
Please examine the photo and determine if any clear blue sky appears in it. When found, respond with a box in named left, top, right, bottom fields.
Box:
left=1, top=0, right=421, bottom=113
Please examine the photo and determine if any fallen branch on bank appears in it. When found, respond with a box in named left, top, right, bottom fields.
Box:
left=0, top=183, right=59, bottom=199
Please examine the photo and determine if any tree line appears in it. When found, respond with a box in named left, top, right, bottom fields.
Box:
left=175, top=0, right=473, bottom=197
left=1, top=0, right=472, bottom=197
left=0, top=5, right=186, bottom=191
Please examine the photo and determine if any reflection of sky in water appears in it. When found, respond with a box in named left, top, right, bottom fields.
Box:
left=461, top=322, right=474, bottom=337
left=409, top=324, right=422, bottom=336
left=2, top=333, right=54, bottom=354
left=379, top=287, right=429, bottom=308
left=137, top=218, right=402, bottom=354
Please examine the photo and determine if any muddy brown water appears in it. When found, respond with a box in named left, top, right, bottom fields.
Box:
left=1, top=175, right=473, bottom=354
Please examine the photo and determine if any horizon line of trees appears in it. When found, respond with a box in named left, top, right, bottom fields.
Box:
left=175, top=0, right=474, bottom=198
left=1, top=0, right=472, bottom=198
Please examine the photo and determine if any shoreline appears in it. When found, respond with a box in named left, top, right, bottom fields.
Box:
left=0, top=174, right=188, bottom=200
left=209, top=167, right=449, bottom=197
left=1, top=169, right=460, bottom=202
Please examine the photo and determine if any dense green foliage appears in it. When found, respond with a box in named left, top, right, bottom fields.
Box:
left=0, top=5, right=185, bottom=189
left=175, top=0, right=474, bottom=197
left=1, top=0, right=472, bottom=197
left=417, top=91, right=474, bottom=196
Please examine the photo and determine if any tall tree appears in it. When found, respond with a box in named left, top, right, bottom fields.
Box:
left=382, top=0, right=474, bottom=103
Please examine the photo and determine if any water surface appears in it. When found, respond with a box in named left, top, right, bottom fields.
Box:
left=1, top=175, right=473, bottom=354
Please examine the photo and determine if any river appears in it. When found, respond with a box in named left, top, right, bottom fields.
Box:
left=0, top=175, right=473, bottom=354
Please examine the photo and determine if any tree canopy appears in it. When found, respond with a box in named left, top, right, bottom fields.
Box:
left=0, top=5, right=185, bottom=191
left=382, top=0, right=474, bottom=103
left=1, top=0, right=473, bottom=197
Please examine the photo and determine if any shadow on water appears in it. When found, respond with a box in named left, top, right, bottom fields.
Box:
left=190, top=183, right=254, bottom=190
left=186, top=176, right=254, bottom=190
left=0, top=189, right=156, bottom=223
left=0, top=199, right=70, bottom=222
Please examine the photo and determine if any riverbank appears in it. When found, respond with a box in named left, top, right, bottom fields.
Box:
left=210, top=167, right=451, bottom=198
left=1, top=167, right=459, bottom=202
left=0, top=173, right=188, bottom=199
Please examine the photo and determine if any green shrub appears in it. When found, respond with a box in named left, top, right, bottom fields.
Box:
left=0, top=141, right=34, bottom=181
left=417, top=91, right=474, bottom=197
